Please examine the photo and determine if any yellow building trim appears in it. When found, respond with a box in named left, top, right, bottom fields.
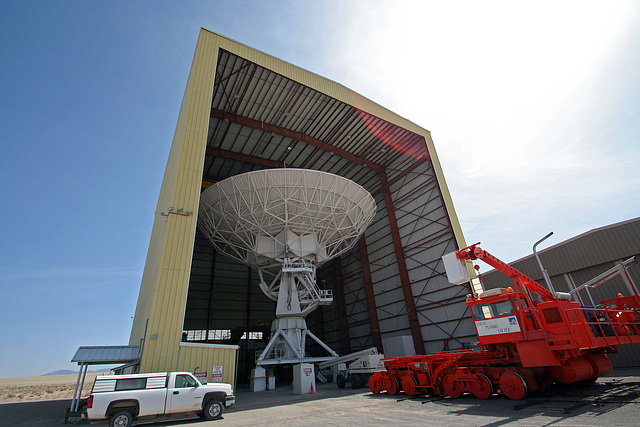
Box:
left=131, top=29, right=219, bottom=373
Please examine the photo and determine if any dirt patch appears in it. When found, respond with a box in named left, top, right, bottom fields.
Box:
left=0, top=373, right=111, bottom=403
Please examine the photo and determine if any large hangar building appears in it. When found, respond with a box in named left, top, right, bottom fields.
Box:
left=129, top=29, right=476, bottom=384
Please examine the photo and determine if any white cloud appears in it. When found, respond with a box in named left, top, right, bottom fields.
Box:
left=329, top=0, right=640, bottom=261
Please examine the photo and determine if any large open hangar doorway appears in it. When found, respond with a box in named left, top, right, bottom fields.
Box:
left=181, top=44, right=477, bottom=383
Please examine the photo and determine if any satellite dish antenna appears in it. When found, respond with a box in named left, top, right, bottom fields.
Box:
left=198, top=168, right=376, bottom=365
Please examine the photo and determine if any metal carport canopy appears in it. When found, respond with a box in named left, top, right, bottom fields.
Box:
left=67, top=345, right=141, bottom=421
left=71, top=345, right=140, bottom=365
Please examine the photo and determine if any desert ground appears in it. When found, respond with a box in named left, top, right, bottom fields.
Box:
left=0, top=372, right=111, bottom=403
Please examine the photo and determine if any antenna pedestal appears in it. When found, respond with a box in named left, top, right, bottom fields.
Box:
left=256, top=265, right=338, bottom=366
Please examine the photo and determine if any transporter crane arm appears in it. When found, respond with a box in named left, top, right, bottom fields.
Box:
left=369, top=241, right=640, bottom=401
left=456, top=243, right=557, bottom=302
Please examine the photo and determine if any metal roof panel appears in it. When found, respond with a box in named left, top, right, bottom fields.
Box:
left=71, top=345, right=140, bottom=365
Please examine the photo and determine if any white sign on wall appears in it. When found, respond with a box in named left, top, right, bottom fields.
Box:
left=475, top=316, right=521, bottom=336
left=212, top=366, right=223, bottom=382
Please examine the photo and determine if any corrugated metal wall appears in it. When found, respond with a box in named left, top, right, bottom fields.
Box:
left=306, top=159, right=478, bottom=357
left=322, top=247, right=374, bottom=350
left=480, top=218, right=640, bottom=366
left=177, top=343, right=238, bottom=385
left=385, top=160, right=476, bottom=352
left=184, top=231, right=275, bottom=331
left=365, top=192, right=412, bottom=337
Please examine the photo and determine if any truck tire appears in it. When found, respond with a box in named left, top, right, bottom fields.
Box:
left=336, top=374, right=346, bottom=389
left=203, top=399, right=224, bottom=420
left=109, top=411, right=133, bottom=427
left=350, top=374, right=361, bottom=389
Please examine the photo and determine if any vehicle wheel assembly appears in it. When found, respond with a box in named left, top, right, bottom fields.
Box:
left=109, top=411, right=133, bottom=427
left=351, top=374, right=362, bottom=389
left=531, top=373, right=547, bottom=395
left=469, top=372, right=493, bottom=399
left=385, top=374, right=400, bottom=395
left=584, top=354, right=612, bottom=380
left=402, top=375, right=419, bottom=397
left=443, top=374, right=462, bottom=398
left=500, top=371, right=528, bottom=400
left=369, top=374, right=383, bottom=394
left=203, top=399, right=224, bottom=421
left=336, top=374, right=346, bottom=389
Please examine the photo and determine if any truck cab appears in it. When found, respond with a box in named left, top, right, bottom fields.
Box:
left=86, top=372, right=234, bottom=427
left=468, top=287, right=546, bottom=345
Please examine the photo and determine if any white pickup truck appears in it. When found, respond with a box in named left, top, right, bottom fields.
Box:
left=84, top=372, right=235, bottom=427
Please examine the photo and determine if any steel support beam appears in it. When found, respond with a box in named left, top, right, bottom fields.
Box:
left=333, top=257, right=351, bottom=354
left=205, top=250, right=217, bottom=338
left=313, top=295, right=327, bottom=347
left=205, top=146, right=284, bottom=169
left=358, top=235, right=383, bottom=351
left=379, top=170, right=425, bottom=354
left=373, top=155, right=430, bottom=197
left=210, top=108, right=385, bottom=172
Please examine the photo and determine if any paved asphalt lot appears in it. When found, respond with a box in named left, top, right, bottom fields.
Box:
left=2, top=368, right=639, bottom=427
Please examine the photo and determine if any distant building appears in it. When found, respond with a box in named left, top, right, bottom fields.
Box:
left=479, top=217, right=640, bottom=366
left=129, top=29, right=475, bottom=383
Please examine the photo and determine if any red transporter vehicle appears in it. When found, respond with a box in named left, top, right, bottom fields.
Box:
left=369, top=243, right=640, bottom=400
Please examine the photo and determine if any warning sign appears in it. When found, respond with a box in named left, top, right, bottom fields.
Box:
left=212, top=366, right=223, bottom=382
left=194, top=372, right=207, bottom=384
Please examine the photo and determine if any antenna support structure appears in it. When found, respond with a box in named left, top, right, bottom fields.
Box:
left=198, top=169, right=376, bottom=367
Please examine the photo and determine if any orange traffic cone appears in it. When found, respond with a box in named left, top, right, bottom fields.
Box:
left=310, top=383, right=315, bottom=394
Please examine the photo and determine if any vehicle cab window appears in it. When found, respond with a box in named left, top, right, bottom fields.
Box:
left=175, top=374, right=198, bottom=388
left=471, top=299, right=514, bottom=320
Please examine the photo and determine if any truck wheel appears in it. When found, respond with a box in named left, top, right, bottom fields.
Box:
left=203, top=399, right=224, bottom=420
left=350, top=374, right=362, bottom=389
left=109, top=411, right=133, bottom=427
left=336, top=374, right=346, bottom=389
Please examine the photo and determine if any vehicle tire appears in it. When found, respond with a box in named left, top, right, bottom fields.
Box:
left=350, top=374, right=362, bottom=389
left=336, top=373, right=346, bottom=389
left=109, top=411, right=133, bottom=427
left=203, top=399, right=224, bottom=420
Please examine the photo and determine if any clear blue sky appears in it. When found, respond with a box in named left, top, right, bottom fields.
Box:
left=1, top=1, right=639, bottom=377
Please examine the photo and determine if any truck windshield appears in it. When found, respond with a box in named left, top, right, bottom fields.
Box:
left=472, top=300, right=514, bottom=320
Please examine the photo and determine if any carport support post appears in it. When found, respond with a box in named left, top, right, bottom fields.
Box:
left=71, top=363, right=88, bottom=413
